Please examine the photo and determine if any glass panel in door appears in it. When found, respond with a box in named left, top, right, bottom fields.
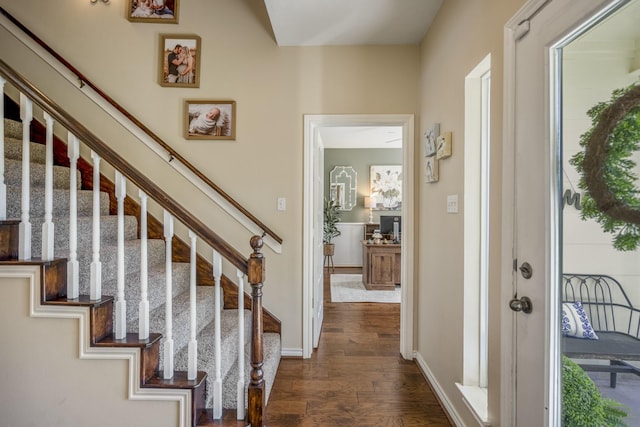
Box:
left=561, top=1, right=640, bottom=424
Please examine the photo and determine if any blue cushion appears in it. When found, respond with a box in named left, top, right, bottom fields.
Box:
left=562, top=302, right=599, bottom=340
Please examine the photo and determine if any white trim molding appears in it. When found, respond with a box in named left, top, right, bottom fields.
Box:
left=0, top=265, right=194, bottom=427
left=280, top=347, right=304, bottom=357
left=303, top=114, right=415, bottom=359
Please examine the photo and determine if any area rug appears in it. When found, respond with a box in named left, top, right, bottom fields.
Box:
left=330, top=274, right=400, bottom=303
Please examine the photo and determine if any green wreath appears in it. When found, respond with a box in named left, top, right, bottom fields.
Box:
left=569, top=82, right=640, bottom=251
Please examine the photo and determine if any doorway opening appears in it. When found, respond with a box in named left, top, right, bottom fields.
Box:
left=303, top=114, right=415, bottom=359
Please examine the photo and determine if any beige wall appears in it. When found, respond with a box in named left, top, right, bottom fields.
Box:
left=0, top=0, right=555, bottom=424
left=0, top=273, right=180, bottom=426
left=0, top=0, right=419, bottom=352
left=417, top=1, right=526, bottom=425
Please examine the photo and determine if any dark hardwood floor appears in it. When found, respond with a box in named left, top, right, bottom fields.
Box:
left=264, top=266, right=453, bottom=426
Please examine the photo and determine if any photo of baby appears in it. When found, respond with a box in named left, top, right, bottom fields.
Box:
left=185, top=101, right=236, bottom=140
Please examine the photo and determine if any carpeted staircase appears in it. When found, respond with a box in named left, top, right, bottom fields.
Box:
left=2, top=116, right=281, bottom=421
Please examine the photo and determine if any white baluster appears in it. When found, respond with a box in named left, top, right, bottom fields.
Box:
left=212, top=250, right=223, bottom=419
left=18, top=94, right=32, bottom=260
left=188, top=230, right=198, bottom=380
left=138, top=190, right=149, bottom=340
left=41, top=112, right=55, bottom=260
left=90, top=150, right=102, bottom=300
left=115, top=171, right=127, bottom=339
left=67, top=133, right=79, bottom=299
left=163, top=210, right=174, bottom=379
left=0, top=77, right=6, bottom=220
left=236, top=269, right=246, bottom=421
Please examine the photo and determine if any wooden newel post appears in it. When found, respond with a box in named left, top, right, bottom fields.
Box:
left=247, top=235, right=265, bottom=426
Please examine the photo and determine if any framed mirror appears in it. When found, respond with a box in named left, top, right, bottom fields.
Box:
left=329, top=166, right=357, bottom=211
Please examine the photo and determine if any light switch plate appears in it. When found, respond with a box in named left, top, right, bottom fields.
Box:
left=447, top=194, right=458, bottom=213
left=277, top=197, right=286, bottom=211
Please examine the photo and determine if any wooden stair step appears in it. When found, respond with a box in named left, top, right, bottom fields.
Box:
left=146, top=371, right=208, bottom=427
left=95, top=331, right=162, bottom=348
left=145, top=370, right=207, bottom=389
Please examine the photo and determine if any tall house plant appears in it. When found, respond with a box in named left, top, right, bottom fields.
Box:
left=323, top=199, right=341, bottom=255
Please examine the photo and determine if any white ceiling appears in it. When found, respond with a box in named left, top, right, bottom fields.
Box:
left=263, top=0, right=443, bottom=46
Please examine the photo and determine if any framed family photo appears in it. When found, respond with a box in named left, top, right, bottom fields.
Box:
left=185, top=100, right=236, bottom=140
left=159, top=34, right=200, bottom=88
left=127, top=0, right=179, bottom=24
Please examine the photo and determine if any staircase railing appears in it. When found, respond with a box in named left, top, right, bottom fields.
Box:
left=0, top=5, right=283, bottom=253
left=0, top=59, right=267, bottom=426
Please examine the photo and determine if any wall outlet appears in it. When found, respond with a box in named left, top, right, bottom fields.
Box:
left=447, top=194, right=458, bottom=213
left=277, top=197, right=286, bottom=211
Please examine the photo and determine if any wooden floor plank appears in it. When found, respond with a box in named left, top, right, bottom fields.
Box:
left=265, top=266, right=453, bottom=426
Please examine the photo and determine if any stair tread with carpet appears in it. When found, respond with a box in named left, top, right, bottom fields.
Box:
left=7, top=185, right=110, bottom=217
left=1, top=115, right=281, bottom=424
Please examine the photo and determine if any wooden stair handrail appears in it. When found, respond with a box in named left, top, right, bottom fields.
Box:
left=0, top=59, right=249, bottom=274
left=0, top=5, right=282, bottom=247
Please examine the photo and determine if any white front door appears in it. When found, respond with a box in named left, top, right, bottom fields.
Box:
left=503, top=0, right=622, bottom=425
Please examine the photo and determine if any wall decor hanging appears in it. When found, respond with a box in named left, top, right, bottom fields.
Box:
left=425, top=156, right=439, bottom=183
left=569, top=82, right=640, bottom=250
left=184, top=100, right=236, bottom=140
left=127, top=0, right=178, bottom=23
left=370, top=165, right=402, bottom=210
left=329, top=166, right=357, bottom=211
left=159, top=34, right=200, bottom=88
left=424, top=123, right=440, bottom=157
left=436, top=131, right=452, bottom=160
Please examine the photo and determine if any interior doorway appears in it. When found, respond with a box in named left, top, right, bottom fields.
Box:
left=303, top=114, right=415, bottom=359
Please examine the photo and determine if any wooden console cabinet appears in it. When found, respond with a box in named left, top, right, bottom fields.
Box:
left=361, top=240, right=401, bottom=290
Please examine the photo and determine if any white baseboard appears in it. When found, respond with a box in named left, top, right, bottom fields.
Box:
left=414, top=351, right=465, bottom=427
left=281, top=347, right=303, bottom=357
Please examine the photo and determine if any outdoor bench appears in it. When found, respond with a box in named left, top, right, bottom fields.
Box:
left=562, top=273, right=640, bottom=387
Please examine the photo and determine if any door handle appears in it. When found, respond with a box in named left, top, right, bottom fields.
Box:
left=509, top=296, right=533, bottom=314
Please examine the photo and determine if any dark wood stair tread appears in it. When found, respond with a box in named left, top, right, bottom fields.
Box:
left=96, top=332, right=163, bottom=348
left=45, top=295, right=114, bottom=306
left=197, top=409, right=250, bottom=426
left=145, top=371, right=207, bottom=389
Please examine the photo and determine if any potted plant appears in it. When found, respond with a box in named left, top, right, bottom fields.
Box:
left=562, top=355, right=627, bottom=426
left=323, top=198, right=342, bottom=256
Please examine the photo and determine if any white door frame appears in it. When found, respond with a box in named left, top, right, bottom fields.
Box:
left=501, top=0, right=623, bottom=424
left=303, top=114, right=415, bottom=359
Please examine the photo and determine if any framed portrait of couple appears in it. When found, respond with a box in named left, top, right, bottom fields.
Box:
left=127, top=0, right=179, bottom=24
left=158, top=34, right=201, bottom=88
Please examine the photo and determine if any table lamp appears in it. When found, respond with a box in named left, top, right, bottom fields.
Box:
left=364, top=196, right=375, bottom=223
